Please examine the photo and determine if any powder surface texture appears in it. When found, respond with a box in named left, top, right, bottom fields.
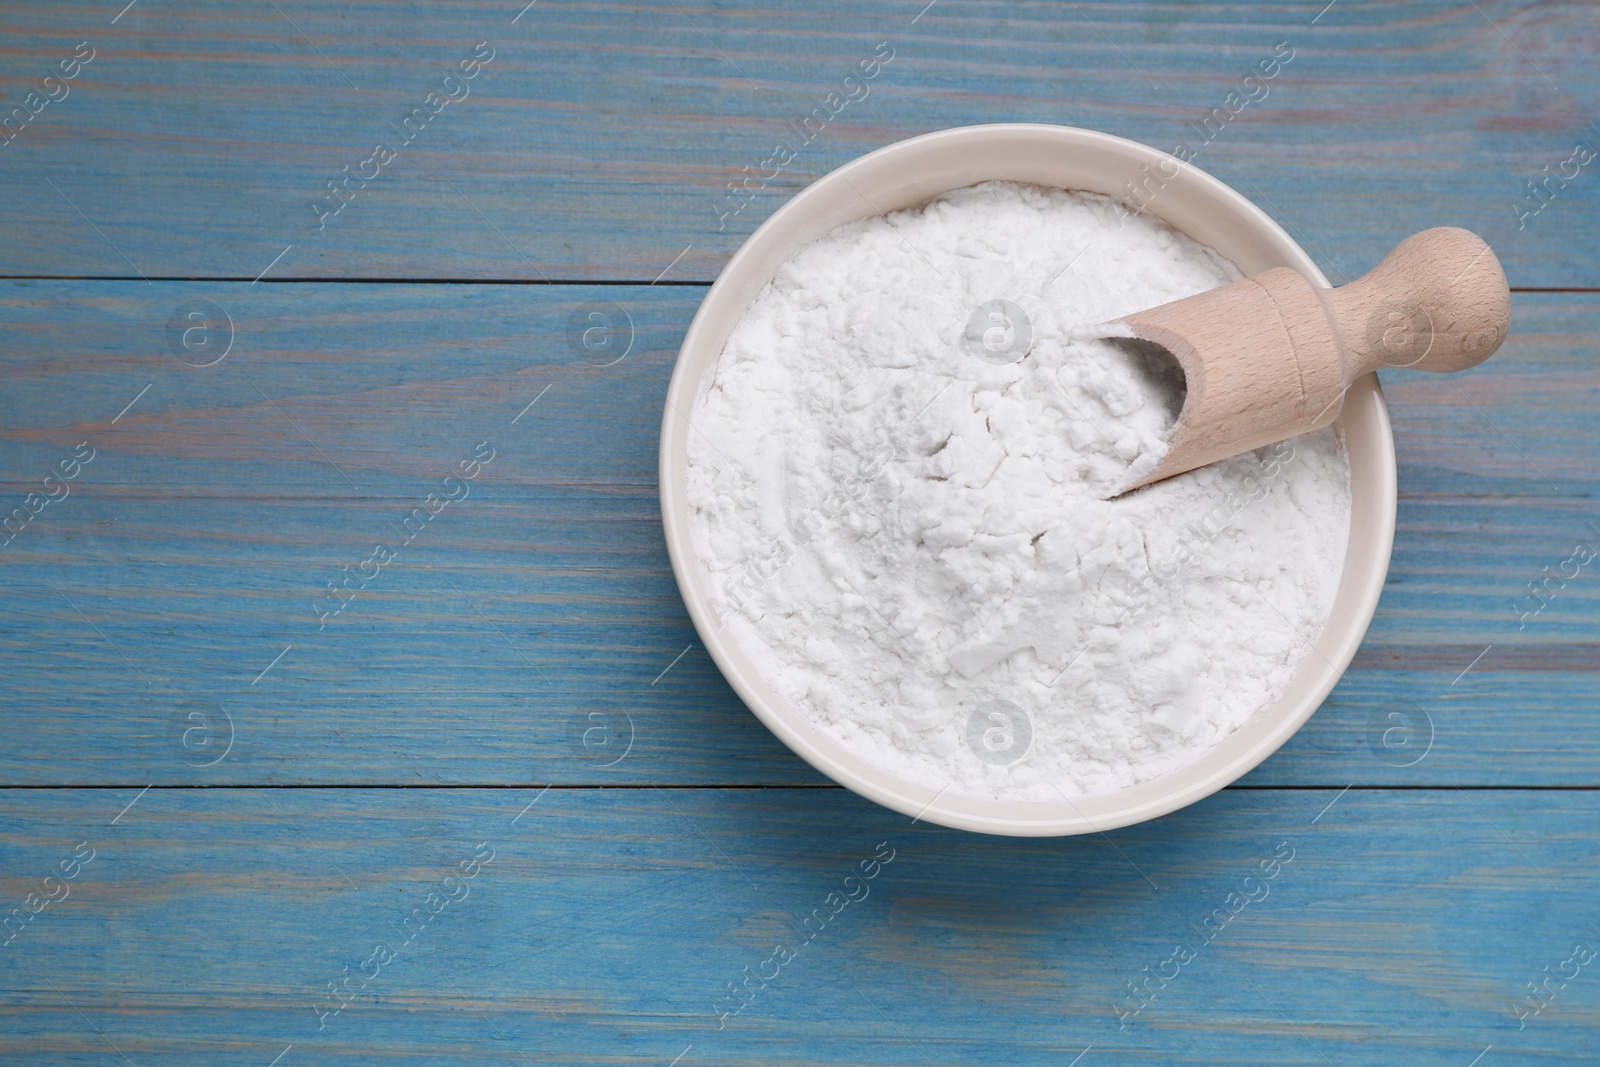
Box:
left=685, top=181, right=1351, bottom=802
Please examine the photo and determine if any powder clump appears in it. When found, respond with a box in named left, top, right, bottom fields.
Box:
left=686, top=181, right=1351, bottom=802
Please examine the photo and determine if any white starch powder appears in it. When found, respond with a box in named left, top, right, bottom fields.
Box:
left=685, top=182, right=1351, bottom=802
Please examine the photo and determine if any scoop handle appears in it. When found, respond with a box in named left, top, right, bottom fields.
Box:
left=1322, top=227, right=1511, bottom=377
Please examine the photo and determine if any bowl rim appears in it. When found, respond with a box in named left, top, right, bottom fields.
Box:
left=659, top=123, right=1397, bottom=836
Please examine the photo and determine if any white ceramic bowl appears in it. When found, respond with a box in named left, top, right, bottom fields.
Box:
left=659, top=124, right=1395, bottom=836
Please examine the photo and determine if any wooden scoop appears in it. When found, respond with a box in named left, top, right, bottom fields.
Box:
left=1108, top=227, right=1511, bottom=495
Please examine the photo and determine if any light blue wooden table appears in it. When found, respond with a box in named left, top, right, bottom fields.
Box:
left=2, top=2, right=1597, bottom=1063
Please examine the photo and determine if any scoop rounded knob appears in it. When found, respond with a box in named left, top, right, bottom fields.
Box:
left=1322, top=226, right=1511, bottom=378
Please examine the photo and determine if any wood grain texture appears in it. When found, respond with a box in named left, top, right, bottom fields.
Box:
left=1, top=787, right=1596, bottom=1066
left=0, top=282, right=1594, bottom=786
left=1, top=1, right=1597, bottom=284
left=0, top=281, right=800, bottom=785
left=3, top=4, right=1597, bottom=1062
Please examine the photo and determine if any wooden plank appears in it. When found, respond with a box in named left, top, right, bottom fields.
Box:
left=0, top=786, right=1595, bottom=1065
left=0, top=283, right=1595, bottom=786
left=1, top=1, right=1596, bottom=284
left=0, top=281, right=807, bottom=785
